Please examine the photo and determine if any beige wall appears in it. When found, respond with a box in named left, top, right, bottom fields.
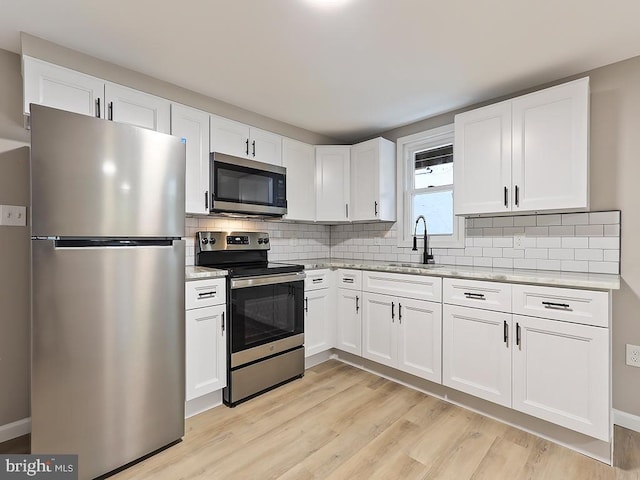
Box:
left=380, top=56, right=640, bottom=417
left=0, top=49, right=30, bottom=426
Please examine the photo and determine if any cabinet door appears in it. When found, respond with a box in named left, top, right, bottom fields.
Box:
left=351, top=138, right=380, bottom=221
left=350, top=137, right=396, bottom=222
left=185, top=304, right=226, bottom=401
left=362, top=292, right=396, bottom=368
left=397, top=298, right=442, bottom=383
left=282, top=138, right=316, bottom=221
left=304, top=288, right=334, bottom=357
left=105, top=83, right=170, bottom=133
left=454, top=101, right=512, bottom=215
left=512, top=315, right=609, bottom=441
left=511, top=78, right=589, bottom=212
left=315, top=146, right=351, bottom=222
left=23, top=56, right=104, bottom=118
left=336, top=288, right=362, bottom=356
left=210, top=114, right=250, bottom=158
left=171, top=104, right=210, bottom=214
left=250, top=127, right=282, bottom=166
left=442, top=304, right=512, bottom=407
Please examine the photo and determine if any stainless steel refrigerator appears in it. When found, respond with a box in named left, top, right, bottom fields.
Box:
left=30, top=104, right=186, bottom=480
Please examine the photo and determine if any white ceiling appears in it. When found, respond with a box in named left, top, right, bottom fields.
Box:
left=1, top=0, right=640, bottom=141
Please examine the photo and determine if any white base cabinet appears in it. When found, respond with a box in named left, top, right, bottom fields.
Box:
left=362, top=290, right=442, bottom=384
left=304, top=269, right=335, bottom=357
left=185, top=279, right=227, bottom=401
left=512, top=314, right=609, bottom=441
left=442, top=304, right=512, bottom=407
left=336, top=288, right=362, bottom=356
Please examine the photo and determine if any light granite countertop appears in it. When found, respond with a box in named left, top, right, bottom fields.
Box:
left=294, top=258, right=620, bottom=290
left=185, top=266, right=228, bottom=281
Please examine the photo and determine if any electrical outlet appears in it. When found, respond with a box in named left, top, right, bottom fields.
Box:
left=0, top=205, right=27, bottom=226
left=514, top=234, right=525, bottom=249
left=626, top=344, right=640, bottom=367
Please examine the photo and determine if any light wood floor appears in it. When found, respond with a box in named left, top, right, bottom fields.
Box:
left=3, top=361, right=640, bottom=479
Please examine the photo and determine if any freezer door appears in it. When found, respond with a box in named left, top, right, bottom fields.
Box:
left=30, top=104, right=185, bottom=238
left=31, top=240, right=185, bottom=480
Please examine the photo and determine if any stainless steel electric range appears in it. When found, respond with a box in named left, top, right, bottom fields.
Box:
left=195, top=231, right=305, bottom=407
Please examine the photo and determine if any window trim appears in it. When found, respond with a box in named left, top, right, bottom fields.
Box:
left=396, top=124, right=465, bottom=249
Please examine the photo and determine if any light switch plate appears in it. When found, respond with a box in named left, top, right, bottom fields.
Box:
left=0, top=205, right=27, bottom=226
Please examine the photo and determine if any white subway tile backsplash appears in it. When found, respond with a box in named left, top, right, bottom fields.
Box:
left=561, top=237, right=589, bottom=248
left=589, top=211, right=620, bottom=224
left=493, top=217, right=514, bottom=227
left=502, top=248, right=526, bottom=258
left=483, top=227, right=504, bottom=236
left=575, top=225, right=603, bottom=237
left=513, top=216, right=537, bottom=227
left=514, top=259, right=537, bottom=269
left=536, top=214, right=562, bottom=226
left=589, top=262, right=619, bottom=274
left=575, top=249, right=603, bottom=261
left=483, top=247, right=503, bottom=257
left=493, top=258, right=514, bottom=269
left=525, top=226, right=549, bottom=236
left=604, top=224, right=620, bottom=237
left=536, top=237, right=562, bottom=248
left=589, top=237, right=620, bottom=249
left=493, top=237, right=513, bottom=248
left=562, top=213, right=589, bottom=225
left=503, top=227, right=526, bottom=236
left=525, top=248, right=548, bottom=259
left=549, top=248, right=575, bottom=260
left=474, top=257, right=493, bottom=267
left=549, top=225, right=575, bottom=236
left=604, top=250, right=620, bottom=262
left=465, top=247, right=483, bottom=257
left=474, top=237, right=493, bottom=248
left=456, top=256, right=474, bottom=266
left=561, top=260, right=589, bottom=272
left=536, top=259, right=562, bottom=271
left=474, top=217, right=493, bottom=228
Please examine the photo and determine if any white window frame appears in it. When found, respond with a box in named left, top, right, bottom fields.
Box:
left=396, top=124, right=465, bottom=249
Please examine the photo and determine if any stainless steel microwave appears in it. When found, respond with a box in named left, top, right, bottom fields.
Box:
left=209, top=152, right=287, bottom=216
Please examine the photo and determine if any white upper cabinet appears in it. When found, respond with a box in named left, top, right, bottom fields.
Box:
left=350, top=137, right=396, bottom=222
left=454, top=101, right=512, bottom=215
left=210, top=114, right=282, bottom=166
left=454, top=77, right=589, bottom=216
left=315, top=146, right=351, bottom=222
left=171, top=104, right=210, bottom=215
left=511, top=79, right=589, bottom=212
left=23, top=56, right=104, bottom=119
left=282, top=138, right=316, bottom=222
left=105, top=83, right=170, bottom=133
left=250, top=127, right=283, bottom=166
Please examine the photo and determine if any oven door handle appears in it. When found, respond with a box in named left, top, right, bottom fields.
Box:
left=231, top=271, right=306, bottom=289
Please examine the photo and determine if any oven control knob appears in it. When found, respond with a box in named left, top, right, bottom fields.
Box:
left=257, top=238, right=264, bottom=244
left=201, top=237, right=209, bottom=245
left=263, top=238, right=269, bottom=244
left=210, top=238, right=216, bottom=245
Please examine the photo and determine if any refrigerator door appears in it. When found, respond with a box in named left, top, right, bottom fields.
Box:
left=30, top=104, right=185, bottom=238
left=31, top=239, right=185, bottom=480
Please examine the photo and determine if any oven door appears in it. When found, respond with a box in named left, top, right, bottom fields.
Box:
left=229, top=272, right=305, bottom=367
left=211, top=153, right=287, bottom=216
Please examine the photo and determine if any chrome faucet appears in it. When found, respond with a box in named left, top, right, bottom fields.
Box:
left=412, top=215, right=435, bottom=264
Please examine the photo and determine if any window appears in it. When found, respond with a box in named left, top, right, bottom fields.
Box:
left=396, top=124, right=464, bottom=248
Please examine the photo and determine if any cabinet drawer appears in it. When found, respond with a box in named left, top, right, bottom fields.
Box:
left=443, top=278, right=511, bottom=313
left=336, top=269, right=362, bottom=290
left=363, top=271, right=441, bottom=302
left=185, top=278, right=226, bottom=310
left=512, top=284, right=609, bottom=328
left=304, top=269, right=331, bottom=290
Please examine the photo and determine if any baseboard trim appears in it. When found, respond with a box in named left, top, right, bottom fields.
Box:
left=613, top=409, right=640, bottom=433
left=185, top=390, right=223, bottom=419
left=0, top=418, right=31, bottom=443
